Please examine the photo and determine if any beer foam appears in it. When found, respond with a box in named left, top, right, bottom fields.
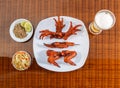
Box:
left=95, top=12, right=114, bottom=29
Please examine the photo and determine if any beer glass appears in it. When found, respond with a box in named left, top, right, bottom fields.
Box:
left=89, top=9, right=116, bottom=35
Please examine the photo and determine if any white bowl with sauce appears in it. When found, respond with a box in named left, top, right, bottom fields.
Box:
left=12, top=51, right=31, bottom=71
left=9, top=19, right=33, bottom=42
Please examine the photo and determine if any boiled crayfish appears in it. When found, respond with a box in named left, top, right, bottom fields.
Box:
left=47, top=50, right=77, bottom=67
left=39, top=16, right=82, bottom=40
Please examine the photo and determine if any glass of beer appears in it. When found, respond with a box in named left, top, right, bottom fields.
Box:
left=89, top=9, right=116, bottom=35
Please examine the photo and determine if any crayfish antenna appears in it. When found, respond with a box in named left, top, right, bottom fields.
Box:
left=53, top=62, right=60, bottom=68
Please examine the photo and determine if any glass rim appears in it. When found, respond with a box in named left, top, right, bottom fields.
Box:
left=94, top=9, right=116, bottom=30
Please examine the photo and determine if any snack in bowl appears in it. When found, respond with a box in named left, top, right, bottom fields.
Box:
left=9, top=19, right=33, bottom=42
left=13, top=23, right=27, bottom=39
left=13, top=21, right=32, bottom=39
left=12, top=51, right=31, bottom=71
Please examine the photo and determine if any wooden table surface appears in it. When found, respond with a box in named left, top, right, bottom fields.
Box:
left=0, top=0, right=120, bottom=87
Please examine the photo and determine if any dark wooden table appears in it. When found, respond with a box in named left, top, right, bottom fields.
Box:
left=0, top=0, right=119, bottom=87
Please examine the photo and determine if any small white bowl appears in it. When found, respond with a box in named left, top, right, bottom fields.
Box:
left=12, top=51, right=32, bottom=71
left=9, top=19, right=33, bottom=42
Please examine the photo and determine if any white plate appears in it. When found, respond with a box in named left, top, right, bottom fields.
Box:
left=9, top=19, right=33, bottom=42
left=33, top=16, right=89, bottom=72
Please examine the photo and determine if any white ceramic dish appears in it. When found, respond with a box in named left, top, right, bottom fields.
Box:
left=9, top=19, right=33, bottom=42
left=33, top=16, right=89, bottom=72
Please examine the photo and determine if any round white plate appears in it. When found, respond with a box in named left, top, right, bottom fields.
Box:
left=9, top=19, right=33, bottom=42
left=33, top=16, right=89, bottom=72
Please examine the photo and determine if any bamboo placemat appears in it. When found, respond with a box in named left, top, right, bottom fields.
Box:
left=0, top=0, right=120, bottom=87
